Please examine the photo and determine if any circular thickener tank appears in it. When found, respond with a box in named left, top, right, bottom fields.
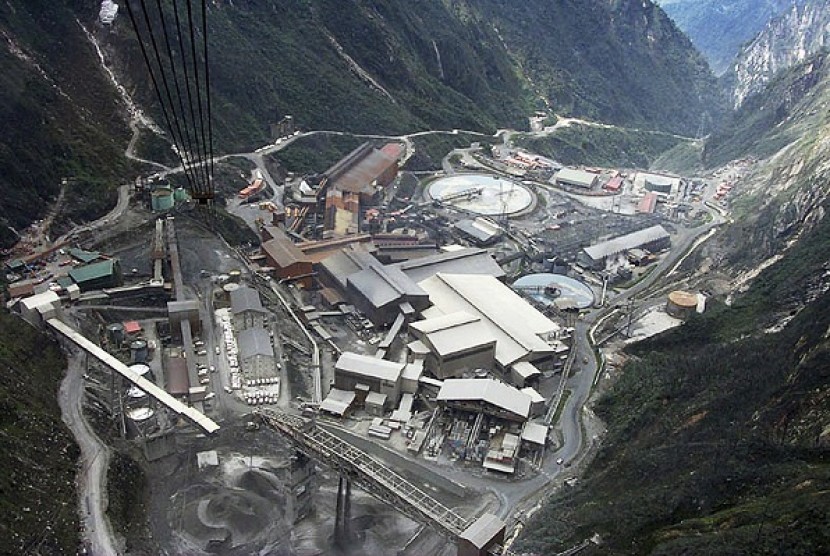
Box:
left=427, top=174, right=534, bottom=216
left=107, top=323, right=125, bottom=345
left=513, top=273, right=595, bottom=310
left=223, top=282, right=240, bottom=294
left=128, top=363, right=151, bottom=377
left=130, top=340, right=149, bottom=363
left=151, top=188, right=174, bottom=211
left=128, top=407, right=155, bottom=422
left=667, top=290, right=698, bottom=318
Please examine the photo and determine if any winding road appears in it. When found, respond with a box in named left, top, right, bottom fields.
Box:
left=59, top=350, right=118, bottom=556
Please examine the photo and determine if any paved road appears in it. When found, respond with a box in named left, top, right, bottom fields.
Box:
left=58, top=351, right=118, bottom=556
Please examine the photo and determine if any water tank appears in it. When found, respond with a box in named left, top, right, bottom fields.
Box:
left=151, top=188, right=174, bottom=211
left=106, top=323, right=125, bottom=346
left=228, top=269, right=242, bottom=283
left=666, top=290, right=698, bottom=319
left=173, top=187, right=188, bottom=202
left=126, top=386, right=148, bottom=400
left=128, top=363, right=151, bottom=377
left=644, top=176, right=673, bottom=194
left=130, top=340, right=149, bottom=363
left=127, top=407, right=155, bottom=422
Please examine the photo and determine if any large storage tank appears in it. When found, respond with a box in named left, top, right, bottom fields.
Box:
left=130, top=340, right=149, bottom=363
left=106, top=323, right=125, bottom=346
left=128, top=363, right=151, bottom=378
left=151, top=187, right=175, bottom=211
left=645, top=176, right=673, bottom=194
left=173, top=187, right=189, bottom=202
left=667, top=290, right=698, bottom=319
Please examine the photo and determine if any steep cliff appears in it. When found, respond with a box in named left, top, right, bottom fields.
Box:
left=660, top=0, right=801, bottom=76
left=725, top=0, right=830, bottom=108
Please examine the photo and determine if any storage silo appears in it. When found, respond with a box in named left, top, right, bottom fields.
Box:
left=666, top=290, right=698, bottom=319
left=151, top=188, right=175, bottom=211
left=130, top=340, right=149, bottom=363
left=106, top=323, right=125, bottom=346
left=173, top=187, right=189, bottom=202
left=228, top=269, right=242, bottom=283
left=128, top=363, right=151, bottom=378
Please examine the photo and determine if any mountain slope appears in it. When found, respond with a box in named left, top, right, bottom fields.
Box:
left=659, top=0, right=801, bottom=76
left=462, top=0, right=724, bottom=136
left=517, top=47, right=830, bottom=556
left=723, top=0, right=830, bottom=108
left=0, top=0, right=132, bottom=249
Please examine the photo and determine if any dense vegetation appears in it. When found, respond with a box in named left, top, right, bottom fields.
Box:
left=0, top=0, right=133, bottom=248
left=518, top=199, right=830, bottom=555
left=404, top=133, right=496, bottom=171
left=464, top=0, right=724, bottom=136
left=0, top=311, right=79, bottom=555
left=515, top=126, right=688, bottom=169
left=659, top=0, right=801, bottom=75
left=271, top=134, right=364, bottom=175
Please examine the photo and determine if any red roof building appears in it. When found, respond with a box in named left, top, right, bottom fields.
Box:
left=637, top=192, right=658, bottom=214
left=123, top=321, right=142, bottom=334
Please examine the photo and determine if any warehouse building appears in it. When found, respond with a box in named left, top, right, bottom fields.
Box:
left=346, top=263, right=430, bottom=327
left=166, top=357, right=190, bottom=397
left=554, top=168, right=599, bottom=190
left=436, top=378, right=531, bottom=422
left=167, top=300, right=201, bottom=340
left=409, top=312, right=497, bottom=379
left=333, top=351, right=405, bottom=407
left=418, top=273, right=561, bottom=372
left=395, top=247, right=505, bottom=283
left=230, top=286, right=268, bottom=331
left=579, top=225, right=671, bottom=270
left=322, top=142, right=403, bottom=204
left=262, top=229, right=313, bottom=288
left=237, top=327, right=275, bottom=378
left=68, top=258, right=122, bottom=291
left=453, top=218, right=503, bottom=246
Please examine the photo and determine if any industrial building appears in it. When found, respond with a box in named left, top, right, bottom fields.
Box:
left=166, top=357, right=189, bottom=397
left=346, top=263, right=430, bottom=327
left=167, top=300, right=201, bottom=340
left=322, top=142, right=403, bottom=204
left=261, top=229, right=313, bottom=288
left=237, top=327, right=275, bottom=378
left=409, top=312, right=497, bottom=379
left=458, top=514, right=506, bottom=556
left=19, top=290, right=62, bottom=326
left=579, top=225, right=671, bottom=270
left=454, top=218, right=503, bottom=246
left=395, top=247, right=505, bottom=283
left=418, top=273, right=561, bottom=371
left=436, top=378, right=531, bottom=422
left=230, top=285, right=268, bottom=331
left=68, top=258, right=122, bottom=291
left=333, top=352, right=405, bottom=407
left=554, top=168, right=599, bottom=190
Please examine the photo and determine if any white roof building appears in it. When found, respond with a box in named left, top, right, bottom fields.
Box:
left=418, top=273, right=561, bottom=369
left=437, top=378, right=531, bottom=422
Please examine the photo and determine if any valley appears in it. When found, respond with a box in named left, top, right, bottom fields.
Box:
left=1, top=2, right=829, bottom=556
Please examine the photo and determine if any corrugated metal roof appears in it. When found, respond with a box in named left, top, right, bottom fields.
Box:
left=230, top=285, right=266, bottom=315
left=68, top=259, right=117, bottom=284
left=262, top=233, right=310, bottom=268
left=328, top=145, right=398, bottom=196
left=335, top=352, right=404, bottom=382
left=419, top=273, right=559, bottom=368
left=347, top=264, right=427, bottom=309
left=583, top=224, right=670, bottom=261
left=410, top=311, right=496, bottom=357
left=512, top=361, right=542, bottom=380
left=396, top=247, right=505, bottom=283
left=238, top=327, right=273, bottom=359
left=320, top=388, right=356, bottom=416
left=555, top=168, right=598, bottom=187
left=437, top=378, right=531, bottom=420
left=521, top=422, right=548, bottom=445
left=320, top=246, right=378, bottom=289
left=167, top=357, right=190, bottom=395
left=459, top=514, right=505, bottom=548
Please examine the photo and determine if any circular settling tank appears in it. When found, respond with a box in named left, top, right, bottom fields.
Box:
left=427, top=174, right=533, bottom=216
left=513, top=273, right=595, bottom=310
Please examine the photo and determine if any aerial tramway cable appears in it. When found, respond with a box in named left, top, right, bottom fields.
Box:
left=125, top=0, right=215, bottom=203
